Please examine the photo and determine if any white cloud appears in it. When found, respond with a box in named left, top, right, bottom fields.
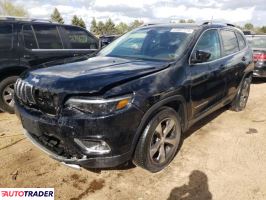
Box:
left=10, top=0, right=266, bottom=27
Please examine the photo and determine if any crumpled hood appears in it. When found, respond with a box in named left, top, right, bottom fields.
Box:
left=23, top=56, right=170, bottom=94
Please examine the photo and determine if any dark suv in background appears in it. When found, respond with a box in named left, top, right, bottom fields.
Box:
left=0, top=17, right=99, bottom=113
left=15, top=23, right=253, bottom=172
left=246, top=35, right=266, bottom=78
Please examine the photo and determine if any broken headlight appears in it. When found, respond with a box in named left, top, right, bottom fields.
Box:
left=65, top=95, right=132, bottom=115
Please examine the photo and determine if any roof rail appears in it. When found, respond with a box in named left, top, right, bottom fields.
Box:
left=0, top=16, right=53, bottom=23
left=202, top=21, right=235, bottom=27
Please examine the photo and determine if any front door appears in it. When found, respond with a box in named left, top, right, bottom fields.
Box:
left=189, top=29, right=226, bottom=118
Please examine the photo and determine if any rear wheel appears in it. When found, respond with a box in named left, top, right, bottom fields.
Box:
left=0, top=76, right=18, bottom=113
left=133, top=107, right=181, bottom=172
left=230, top=76, right=251, bottom=112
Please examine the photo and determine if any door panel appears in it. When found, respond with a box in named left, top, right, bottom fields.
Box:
left=189, top=29, right=226, bottom=118
left=220, top=30, right=246, bottom=97
left=0, top=23, right=19, bottom=70
left=20, top=24, right=98, bottom=68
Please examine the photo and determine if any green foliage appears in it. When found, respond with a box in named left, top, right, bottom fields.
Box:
left=71, top=15, right=86, bottom=29
left=244, top=23, right=254, bottom=30
left=260, top=26, right=266, bottom=33
left=50, top=8, right=64, bottom=24
left=90, top=17, right=98, bottom=34
left=90, top=19, right=143, bottom=36
left=104, top=18, right=116, bottom=35
left=179, top=19, right=186, bottom=23
left=115, top=22, right=129, bottom=34
left=187, top=19, right=195, bottom=23
left=0, top=0, right=28, bottom=17
left=129, top=20, right=144, bottom=30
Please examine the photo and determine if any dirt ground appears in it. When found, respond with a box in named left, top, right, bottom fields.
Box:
left=1, top=80, right=266, bottom=200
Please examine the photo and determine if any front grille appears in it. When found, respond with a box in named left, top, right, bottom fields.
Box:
left=15, top=79, right=35, bottom=104
left=15, top=79, right=58, bottom=115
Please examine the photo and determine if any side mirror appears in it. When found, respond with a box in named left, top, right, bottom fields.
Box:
left=191, top=50, right=211, bottom=64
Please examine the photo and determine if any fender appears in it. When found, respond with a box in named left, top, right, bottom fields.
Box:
left=0, top=66, right=29, bottom=81
left=130, top=95, right=188, bottom=154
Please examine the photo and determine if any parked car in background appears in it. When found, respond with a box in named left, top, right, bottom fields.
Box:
left=99, top=35, right=119, bottom=47
left=246, top=35, right=266, bottom=78
left=0, top=17, right=99, bottom=113
left=15, top=23, right=253, bottom=172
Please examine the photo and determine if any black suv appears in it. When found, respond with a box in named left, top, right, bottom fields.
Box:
left=0, top=17, right=99, bottom=113
left=15, top=23, right=254, bottom=172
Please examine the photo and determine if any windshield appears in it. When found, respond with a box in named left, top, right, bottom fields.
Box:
left=246, top=36, right=266, bottom=49
left=98, top=27, right=195, bottom=61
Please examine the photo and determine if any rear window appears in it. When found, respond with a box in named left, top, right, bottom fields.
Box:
left=23, top=25, right=38, bottom=49
left=0, top=24, right=12, bottom=50
left=236, top=32, right=246, bottom=50
left=64, top=26, right=98, bottom=49
left=220, top=30, right=239, bottom=56
left=32, top=24, right=63, bottom=49
left=246, top=36, right=266, bottom=49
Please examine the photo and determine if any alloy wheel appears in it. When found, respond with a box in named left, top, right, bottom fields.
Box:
left=239, top=80, right=250, bottom=108
left=2, top=83, right=15, bottom=107
left=149, top=118, right=180, bottom=164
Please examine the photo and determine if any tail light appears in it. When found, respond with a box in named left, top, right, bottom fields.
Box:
left=253, top=53, right=266, bottom=61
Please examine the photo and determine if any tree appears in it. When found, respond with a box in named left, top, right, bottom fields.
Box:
left=129, top=20, right=143, bottom=30
left=97, top=21, right=105, bottom=35
left=260, top=26, right=266, bottom=33
left=115, top=22, right=129, bottom=34
left=90, top=17, right=98, bottom=35
left=78, top=17, right=86, bottom=29
left=179, top=19, right=186, bottom=23
left=71, top=15, right=86, bottom=29
left=244, top=23, right=254, bottom=30
left=50, top=8, right=64, bottom=24
left=104, top=18, right=116, bottom=35
left=0, top=0, right=28, bottom=17
left=187, top=19, right=195, bottom=23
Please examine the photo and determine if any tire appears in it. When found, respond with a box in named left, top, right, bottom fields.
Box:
left=230, top=76, right=252, bottom=112
left=133, top=107, right=182, bottom=173
left=0, top=76, right=19, bottom=114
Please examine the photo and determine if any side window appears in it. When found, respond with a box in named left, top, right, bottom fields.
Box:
left=64, top=26, right=98, bottom=49
left=32, top=24, right=63, bottom=49
left=0, top=24, right=13, bottom=50
left=23, top=25, right=38, bottom=49
left=220, top=30, right=239, bottom=56
left=193, top=29, right=221, bottom=62
left=236, top=32, right=246, bottom=50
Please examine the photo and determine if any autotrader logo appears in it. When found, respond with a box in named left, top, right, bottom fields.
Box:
left=0, top=188, right=54, bottom=199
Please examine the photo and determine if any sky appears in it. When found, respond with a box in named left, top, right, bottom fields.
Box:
left=11, top=0, right=266, bottom=28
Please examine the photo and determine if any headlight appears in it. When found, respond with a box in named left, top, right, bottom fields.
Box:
left=65, top=94, right=132, bottom=115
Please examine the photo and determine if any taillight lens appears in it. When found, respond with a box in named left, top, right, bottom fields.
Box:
left=253, top=53, right=266, bottom=61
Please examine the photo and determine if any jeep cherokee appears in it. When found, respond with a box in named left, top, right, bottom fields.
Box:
left=14, top=23, right=254, bottom=172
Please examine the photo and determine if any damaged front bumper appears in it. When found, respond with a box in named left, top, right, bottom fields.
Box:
left=15, top=102, right=143, bottom=169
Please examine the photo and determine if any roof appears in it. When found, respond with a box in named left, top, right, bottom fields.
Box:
left=0, top=16, right=55, bottom=24
left=140, top=22, right=237, bottom=30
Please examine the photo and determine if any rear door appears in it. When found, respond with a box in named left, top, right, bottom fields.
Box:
left=59, top=25, right=99, bottom=57
left=0, top=22, right=19, bottom=70
left=219, top=29, right=247, bottom=97
left=21, top=23, right=74, bottom=67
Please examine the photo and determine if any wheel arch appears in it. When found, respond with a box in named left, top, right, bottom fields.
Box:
left=131, top=95, right=188, bottom=155
left=0, top=66, right=29, bottom=82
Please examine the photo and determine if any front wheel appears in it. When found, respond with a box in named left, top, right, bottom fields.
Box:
left=0, top=76, right=18, bottom=113
left=230, top=76, right=251, bottom=112
left=133, top=107, right=181, bottom=173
